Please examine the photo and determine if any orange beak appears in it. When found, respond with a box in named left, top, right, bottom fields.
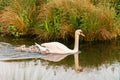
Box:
left=81, top=33, right=85, bottom=37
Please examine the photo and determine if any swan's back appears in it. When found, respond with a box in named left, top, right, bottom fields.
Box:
left=41, top=42, right=72, bottom=53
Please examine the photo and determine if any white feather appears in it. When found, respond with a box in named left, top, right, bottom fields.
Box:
left=35, top=29, right=84, bottom=54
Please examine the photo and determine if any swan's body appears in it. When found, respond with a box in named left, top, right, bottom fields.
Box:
left=35, top=29, right=85, bottom=54
left=35, top=42, right=76, bottom=54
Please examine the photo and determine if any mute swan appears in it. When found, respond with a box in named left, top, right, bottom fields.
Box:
left=35, top=29, right=85, bottom=54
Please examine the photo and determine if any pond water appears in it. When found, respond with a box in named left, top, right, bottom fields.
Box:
left=0, top=37, right=120, bottom=80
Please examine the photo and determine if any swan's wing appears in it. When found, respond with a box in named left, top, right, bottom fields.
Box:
left=35, top=43, right=49, bottom=54
left=41, top=42, right=72, bottom=53
left=41, top=42, right=69, bottom=50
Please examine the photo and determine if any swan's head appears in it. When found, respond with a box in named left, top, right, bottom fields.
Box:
left=75, top=29, right=85, bottom=37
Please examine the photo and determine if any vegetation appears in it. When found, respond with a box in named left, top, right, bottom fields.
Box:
left=0, top=0, right=120, bottom=41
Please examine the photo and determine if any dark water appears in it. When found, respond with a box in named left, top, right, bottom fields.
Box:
left=0, top=37, right=120, bottom=80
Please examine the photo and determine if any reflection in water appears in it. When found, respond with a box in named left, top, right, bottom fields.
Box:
left=41, top=54, right=69, bottom=62
left=79, top=42, right=120, bottom=68
left=74, top=53, right=83, bottom=72
left=0, top=40, right=120, bottom=80
left=0, top=60, right=120, bottom=80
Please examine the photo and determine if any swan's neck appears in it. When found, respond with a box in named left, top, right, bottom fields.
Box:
left=73, top=34, right=79, bottom=51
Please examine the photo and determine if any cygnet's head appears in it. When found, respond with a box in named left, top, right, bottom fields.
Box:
left=75, top=29, right=85, bottom=37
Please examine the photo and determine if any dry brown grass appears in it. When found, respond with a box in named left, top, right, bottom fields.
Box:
left=37, top=0, right=88, bottom=40
left=0, top=0, right=119, bottom=41
left=0, top=0, right=38, bottom=35
left=81, top=1, right=118, bottom=41
left=37, top=0, right=119, bottom=41
left=0, top=7, right=27, bottom=33
left=95, top=29, right=111, bottom=40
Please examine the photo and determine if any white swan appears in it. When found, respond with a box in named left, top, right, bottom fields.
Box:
left=35, top=29, right=85, bottom=54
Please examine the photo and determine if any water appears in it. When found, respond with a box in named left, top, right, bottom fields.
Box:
left=0, top=61, right=120, bottom=80
left=0, top=38, right=120, bottom=80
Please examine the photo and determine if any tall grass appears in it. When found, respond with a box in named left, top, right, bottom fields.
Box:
left=37, top=0, right=85, bottom=40
left=0, top=0, right=38, bottom=36
left=0, top=0, right=119, bottom=41
left=37, top=0, right=119, bottom=41
left=0, top=0, right=11, bottom=10
left=81, top=3, right=117, bottom=41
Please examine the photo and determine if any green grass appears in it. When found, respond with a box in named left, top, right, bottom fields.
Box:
left=0, top=0, right=120, bottom=41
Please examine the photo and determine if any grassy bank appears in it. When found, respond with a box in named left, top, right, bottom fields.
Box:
left=0, top=0, right=120, bottom=41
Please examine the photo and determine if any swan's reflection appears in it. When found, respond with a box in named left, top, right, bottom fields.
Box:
left=40, top=52, right=82, bottom=72
left=40, top=54, right=69, bottom=62
left=0, top=42, right=81, bottom=72
left=74, top=53, right=82, bottom=72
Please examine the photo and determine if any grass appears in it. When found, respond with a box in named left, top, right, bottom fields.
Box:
left=0, top=0, right=120, bottom=41
left=81, top=3, right=117, bottom=41
left=0, top=0, right=39, bottom=36
left=37, top=0, right=120, bottom=41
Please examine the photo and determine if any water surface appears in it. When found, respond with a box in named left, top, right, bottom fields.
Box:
left=0, top=38, right=120, bottom=80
